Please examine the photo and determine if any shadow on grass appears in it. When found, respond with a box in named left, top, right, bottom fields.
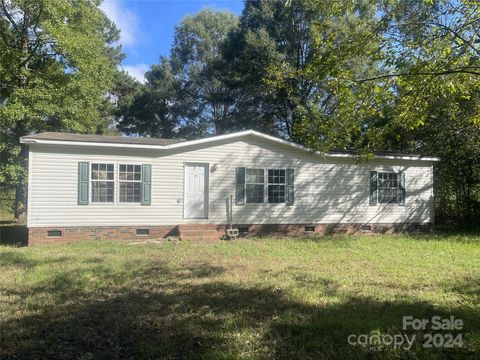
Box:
left=0, top=251, right=71, bottom=268
left=295, top=228, right=480, bottom=245
left=0, top=225, right=28, bottom=246
left=1, top=259, right=478, bottom=360
left=428, top=226, right=480, bottom=240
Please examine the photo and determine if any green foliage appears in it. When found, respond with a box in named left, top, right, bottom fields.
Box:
left=0, top=187, right=14, bottom=222
left=371, top=0, right=480, bottom=129
left=116, top=59, right=178, bottom=138
left=378, top=88, right=480, bottom=226
left=221, top=0, right=384, bottom=148
left=227, top=0, right=334, bottom=140
left=275, top=0, right=480, bottom=222
left=171, top=9, right=240, bottom=137
left=117, top=9, right=239, bottom=139
left=363, top=0, right=480, bottom=224
left=0, top=0, right=121, bottom=217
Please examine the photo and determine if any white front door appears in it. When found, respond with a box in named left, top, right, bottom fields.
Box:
left=184, top=163, right=208, bottom=219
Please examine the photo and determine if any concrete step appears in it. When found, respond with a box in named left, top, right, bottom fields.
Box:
left=182, top=236, right=219, bottom=242
left=178, top=224, right=217, bottom=230
left=178, top=223, right=221, bottom=241
left=179, top=229, right=218, bottom=237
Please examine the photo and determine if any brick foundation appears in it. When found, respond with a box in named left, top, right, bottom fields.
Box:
left=28, top=222, right=432, bottom=246
left=218, top=223, right=432, bottom=237
left=28, top=225, right=178, bottom=246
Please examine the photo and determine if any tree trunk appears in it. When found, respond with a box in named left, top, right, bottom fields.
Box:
left=14, top=182, right=27, bottom=221
left=13, top=127, right=29, bottom=221
left=13, top=16, right=31, bottom=221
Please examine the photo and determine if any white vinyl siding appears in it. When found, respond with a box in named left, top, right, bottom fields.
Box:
left=27, top=136, right=435, bottom=227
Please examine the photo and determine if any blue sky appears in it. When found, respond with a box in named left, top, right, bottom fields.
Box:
left=101, top=0, right=245, bottom=82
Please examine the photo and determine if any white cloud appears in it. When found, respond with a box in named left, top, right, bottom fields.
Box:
left=101, top=1, right=139, bottom=47
left=121, top=64, right=149, bottom=83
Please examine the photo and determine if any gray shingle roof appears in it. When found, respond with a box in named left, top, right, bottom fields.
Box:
left=21, top=132, right=184, bottom=146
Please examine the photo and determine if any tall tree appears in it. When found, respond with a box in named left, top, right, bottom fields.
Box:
left=171, top=9, right=239, bottom=137
left=368, top=0, right=480, bottom=224
left=116, top=58, right=178, bottom=138
left=358, top=0, right=480, bottom=134
left=222, top=0, right=382, bottom=147
left=0, top=0, right=121, bottom=219
left=119, top=9, right=239, bottom=139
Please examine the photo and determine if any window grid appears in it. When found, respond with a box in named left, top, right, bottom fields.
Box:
left=119, top=164, right=142, bottom=203
left=91, top=163, right=114, bottom=203
left=378, top=172, right=398, bottom=204
left=245, top=168, right=264, bottom=203
left=268, top=169, right=286, bottom=203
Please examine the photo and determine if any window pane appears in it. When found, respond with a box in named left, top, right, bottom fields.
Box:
left=268, top=169, right=285, bottom=184
left=267, top=169, right=286, bottom=203
left=92, top=181, right=114, bottom=203
left=90, top=164, right=115, bottom=202
left=119, top=164, right=142, bottom=184
left=92, top=163, right=114, bottom=181
left=246, top=168, right=264, bottom=184
left=246, top=184, right=264, bottom=203
left=268, top=184, right=285, bottom=203
left=119, top=182, right=141, bottom=203
left=119, top=164, right=142, bottom=203
left=245, top=169, right=264, bottom=203
left=379, top=188, right=398, bottom=203
left=378, top=172, right=398, bottom=204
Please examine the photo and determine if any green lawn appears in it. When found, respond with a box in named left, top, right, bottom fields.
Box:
left=1, top=233, right=479, bottom=359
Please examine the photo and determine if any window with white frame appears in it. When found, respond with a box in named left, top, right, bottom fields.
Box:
left=268, top=169, right=286, bottom=203
left=119, top=164, right=142, bottom=203
left=378, top=172, right=398, bottom=204
left=91, top=163, right=114, bottom=203
left=245, top=168, right=264, bottom=203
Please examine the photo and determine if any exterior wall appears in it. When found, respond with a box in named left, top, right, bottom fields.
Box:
left=27, top=136, right=435, bottom=230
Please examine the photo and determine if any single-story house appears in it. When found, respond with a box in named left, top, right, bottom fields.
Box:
left=20, top=130, right=439, bottom=245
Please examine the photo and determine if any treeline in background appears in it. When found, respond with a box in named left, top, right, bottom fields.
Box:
left=1, top=0, right=479, bottom=226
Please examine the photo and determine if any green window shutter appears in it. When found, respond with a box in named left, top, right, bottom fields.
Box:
left=78, top=162, right=89, bottom=205
left=286, top=168, right=294, bottom=205
left=369, top=171, right=377, bottom=206
left=236, top=167, right=245, bottom=205
left=141, top=164, right=152, bottom=205
left=398, top=171, right=405, bottom=206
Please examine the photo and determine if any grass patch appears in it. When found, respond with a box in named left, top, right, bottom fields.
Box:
left=1, top=233, right=479, bottom=359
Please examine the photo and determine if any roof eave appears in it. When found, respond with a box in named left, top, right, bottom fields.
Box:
left=20, top=138, right=171, bottom=150
left=20, top=131, right=440, bottom=162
